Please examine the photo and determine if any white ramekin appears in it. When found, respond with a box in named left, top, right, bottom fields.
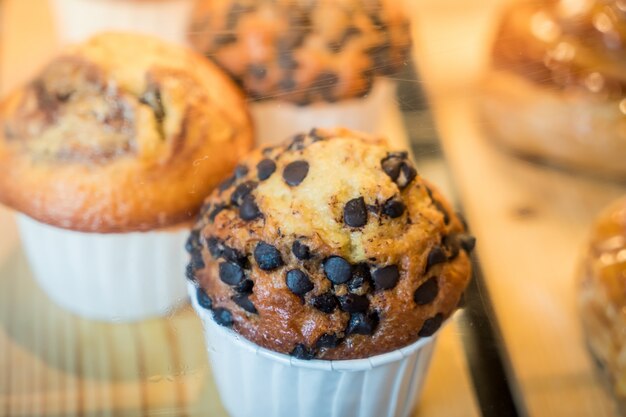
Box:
left=18, top=214, right=189, bottom=322
left=189, top=282, right=437, bottom=417
left=50, top=0, right=194, bottom=45
left=251, top=79, right=409, bottom=148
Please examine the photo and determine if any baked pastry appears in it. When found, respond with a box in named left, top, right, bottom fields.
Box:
left=188, top=128, right=473, bottom=360
left=0, top=32, right=252, bottom=232
left=0, top=32, right=252, bottom=321
left=480, top=0, right=626, bottom=177
left=579, top=196, right=626, bottom=409
left=187, top=0, right=411, bottom=105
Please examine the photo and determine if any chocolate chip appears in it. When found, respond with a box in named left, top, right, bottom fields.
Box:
left=383, top=199, right=406, bottom=218
left=235, top=165, right=249, bottom=179
left=248, top=64, right=267, bottom=80
left=344, top=197, right=368, bottom=228
left=433, top=199, right=450, bottom=224
left=196, top=287, right=213, bottom=310
left=185, top=263, right=197, bottom=282
left=218, top=175, right=236, bottom=193
left=443, top=235, right=460, bottom=260
left=206, top=236, right=222, bottom=258
left=338, top=294, right=370, bottom=313
left=283, top=160, right=309, bottom=186
left=286, top=269, right=314, bottom=296
left=254, top=242, right=284, bottom=271
left=381, top=155, right=404, bottom=180
left=348, top=263, right=371, bottom=292
left=231, top=181, right=257, bottom=206
left=213, top=33, right=237, bottom=47
left=346, top=312, right=379, bottom=335
left=309, top=128, right=325, bottom=142
left=189, top=251, right=205, bottom=271
left=232, top=294, right=258, bottom=314
left=311, top=71, right=339, bottom=102
left=185, top=230, right=201, bottom=253
left=323, top=256, right=352, bottom=284
left=292, top=240, right=311, bottom=260
left=290, top=344, right=314, bottom=360
left=213, top=308, right=233, bottom=327
left=310, top=293, right=338, bottom=313
left=279, top=77, right=296, bottom=92
left=257, top=158, right=276, bottom=181
left=239, top=194, right=262, bottom=221
left=418, top=313, right=444, bottom=337
left=426, top=246, right=447, bottom=272
left=234, top=278, right=254, bottom=294
left=459, top=234, right=476, bottom=254
left=209, top=204, right=228, bottom=222
left=219, top=262, right=245, bottom=286
left=208, top=238, right=248, bottom=267
left=396, top=163, right=417, bottom=189
left=278, top=50, right=299, bottom=70
left=414, top=277, right=439, bottom=305
left=316, top=333, right=341, bottom=349
left=372, top=265, right=400, bottom=291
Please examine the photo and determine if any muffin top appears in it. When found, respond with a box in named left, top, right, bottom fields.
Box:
left=188, top=128, right=473, bottom=360
left=188, top=0, right=411, bottom=105
left=492, top=0, right=626, bottom=99
left=0, top=32, right=253, bottom=232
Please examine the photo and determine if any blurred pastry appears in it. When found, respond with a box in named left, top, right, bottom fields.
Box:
left=481, top=0, right=626, bottom=178
left=0, top=32, right=253, bottom=321
left=579, top=196, right=626, bottom=410
left=188, top=0, right=412, bottom=143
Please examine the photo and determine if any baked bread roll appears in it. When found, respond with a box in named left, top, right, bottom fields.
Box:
left=187, top=0, right=411, bottom=105
left=188, top=128, right=473, bottom=360
left=579, top=196, right=626, bottom=408
left=0, top=32, right=253, bottom=232
left=481, top=0, right=626, bottom=177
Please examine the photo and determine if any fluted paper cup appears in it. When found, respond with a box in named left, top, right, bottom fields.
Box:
left=252, top=79, right=408, bottom=147
left=189, top=282, right=437, bottom=417
left=50, top=0, right=194, bottom=45
left=18, top=214, right=189, bottom=322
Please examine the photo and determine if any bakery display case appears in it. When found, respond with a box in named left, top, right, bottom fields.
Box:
left=1, top=0, right=626, bottom=416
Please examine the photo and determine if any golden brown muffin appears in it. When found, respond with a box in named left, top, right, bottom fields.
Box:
left=187, top=0, right=411, bottom=105
left=187, top=128, right=473, bottom=360
left=579, top=196, right=626, bottom=407
left=480, top=0, right=626, bottom=177
left=0, top=32, right=253, bottom=232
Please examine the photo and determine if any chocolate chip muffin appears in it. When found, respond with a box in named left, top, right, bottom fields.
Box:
left=579, top=197, right=626, bottom=408
left=187, top=0, right=411, bottom=105
left=0, top=32, right=253, bottom=232
left=480, top=0, right=626, bottom=177
left=188, top=128, right=473, bottom=360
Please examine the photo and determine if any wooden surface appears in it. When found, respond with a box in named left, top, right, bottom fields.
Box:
left=412, top=1, right=626, bottom=416
left=0, top=1, right=481, bottom=416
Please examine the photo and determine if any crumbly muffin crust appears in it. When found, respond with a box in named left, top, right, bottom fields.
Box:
left=188, top=0, right=411, bottom=105
left=579, top=197, right=626, bottom=402
left=0, top=32, right=253, bottom=232
left=189, top=128, right=473, bottom=360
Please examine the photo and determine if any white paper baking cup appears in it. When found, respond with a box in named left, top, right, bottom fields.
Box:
left=189, top=282, right=437, bottom=417
left=252, top=79, right=409, bottom=148
left=17, top=214, right=189, bottom=322
left=50, top=0, right=194, bottom=45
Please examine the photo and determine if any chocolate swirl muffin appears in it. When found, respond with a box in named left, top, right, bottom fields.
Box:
left=0, top=32, right=253, bottom=232
left=481, top=0, right=626, bottom=177
left=579, top=197, right=626, bottom=409
left=188, top=128, right=473, bottom=360
left=187, top=0, right=411, bottom=105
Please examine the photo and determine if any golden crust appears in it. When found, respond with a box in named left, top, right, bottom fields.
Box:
left=579, top=197, right=626, bottom=401
left=190, top=128, right=473, bottom=360
left=187, top=0, right=411, bottom=104
left=0, top=32, right=253, bottom=232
